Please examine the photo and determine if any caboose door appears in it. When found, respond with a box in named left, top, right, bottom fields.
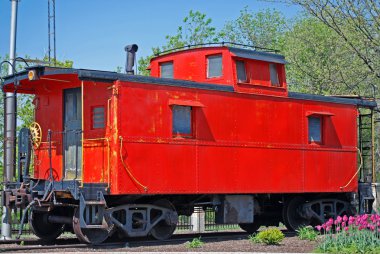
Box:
left=63, top=88, right=82, bottom=180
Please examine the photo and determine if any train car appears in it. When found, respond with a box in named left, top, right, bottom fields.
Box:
left=1, top=44, right=377, bottom=244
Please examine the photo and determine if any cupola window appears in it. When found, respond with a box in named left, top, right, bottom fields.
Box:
left=160, top=61, right=174, bottom=79
left=236, top=60, right=247, bottom=82
left=207, top=54, right=222, bottom=78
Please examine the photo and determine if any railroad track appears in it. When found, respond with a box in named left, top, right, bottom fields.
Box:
left=0, top=230, right=297, bottom=252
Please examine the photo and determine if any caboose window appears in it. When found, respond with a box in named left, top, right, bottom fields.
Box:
left=236, top=60, right=247, bottom=82
left=160, top=62, right=173, bottom=79
left=308, top=116, right=322, bottom=143
left=172, top=105, right=192, bottom=136
left=270, top=63, right=280, bottom=86
left=207, top=54, right=222, bottom=78
left=92, top=106, right=105, bottom=129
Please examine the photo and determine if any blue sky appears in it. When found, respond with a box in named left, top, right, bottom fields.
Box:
left=0, top=0, right=301, bottom=72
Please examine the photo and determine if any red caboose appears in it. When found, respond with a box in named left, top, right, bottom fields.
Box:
left=2, top=44, right=376, bottom=243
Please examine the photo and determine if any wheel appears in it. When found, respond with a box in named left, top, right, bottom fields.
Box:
left=283, top=196, right=310, bottom=231
left=29, top=211, right=64, bottom=242
left=239, top=220, right=261, bottom=234
left=150, top=199, right=177, bottom=240
left=72, top=208, right=111, bottom=244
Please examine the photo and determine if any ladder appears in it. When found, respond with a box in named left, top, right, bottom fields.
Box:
left=358, top=110, right=375, bottom=183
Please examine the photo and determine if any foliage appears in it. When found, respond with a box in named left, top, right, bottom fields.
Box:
left=296, top=226, right=318, bottom=241
left=249, top=228, right=284, bottom=245
left=248, top=233, right=262, bottom=243
left=186, top=237, right=204, bottom=248
left=219, top=7, right=287, bottom=50
left=138, top=10, right=218, bottom=75
left=315, top=214, right=380, bottom=253
left=283, top=16, right=377, bottom=97
left=290, top=0, right=380, bottom=86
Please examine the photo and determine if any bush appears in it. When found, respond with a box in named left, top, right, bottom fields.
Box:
left=296, top=226, right=318, bottom=241
left=249, top=228, right=284, bottom=245
left=186, top=237, right=203, bottom=248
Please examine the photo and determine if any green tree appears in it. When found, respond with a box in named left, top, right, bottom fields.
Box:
left=283, top=17, right=372, bottom=96
left=288, top=0, right=380, bottom=97
left=138, top=10, right=218, bottom=75
left=219, top=7, right=288, bottom=50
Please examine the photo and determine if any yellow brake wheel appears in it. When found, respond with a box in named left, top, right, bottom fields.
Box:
left=29, top=122, right=42, bottom=149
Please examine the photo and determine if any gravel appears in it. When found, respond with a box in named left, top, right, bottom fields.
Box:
left=0, top=234, right=319, bottom=253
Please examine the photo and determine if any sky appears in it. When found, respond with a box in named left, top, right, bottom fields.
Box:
left=0, top=0, right=301, bottom=72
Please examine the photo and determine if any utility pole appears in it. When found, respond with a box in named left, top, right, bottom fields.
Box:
left=48, top=0, right=56, bottom=66
left=2, top=0, right=19, bottom=240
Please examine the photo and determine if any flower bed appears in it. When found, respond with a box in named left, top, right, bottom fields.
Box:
left=316, top=214, right=380, bottom=253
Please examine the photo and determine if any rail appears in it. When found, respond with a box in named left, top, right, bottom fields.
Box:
left=154, top=41, right=280, bottom=56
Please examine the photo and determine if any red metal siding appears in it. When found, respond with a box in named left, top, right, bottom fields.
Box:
left=112, top=80, right=357, bottom=195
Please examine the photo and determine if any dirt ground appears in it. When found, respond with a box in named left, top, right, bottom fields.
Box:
left=0, top=234, right=319, bottom=253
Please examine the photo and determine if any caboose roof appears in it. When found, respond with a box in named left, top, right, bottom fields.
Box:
left=1, top=65, right=376, bottom=108
left=151, top=46, right=288, bottom=64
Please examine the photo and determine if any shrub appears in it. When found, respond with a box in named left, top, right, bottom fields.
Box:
left=186, top=237, right=204, bottom=248
left=248, top=233, right=261, bottom=243
left=296, top=226, right=318, bottom=241
left=315, top=214, right=380, bottom=253
left=249, top=228, right=284, bottom=245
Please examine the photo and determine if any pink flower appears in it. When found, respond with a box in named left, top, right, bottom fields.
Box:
left=342, top=222, right=346, bottom=227
left=344, top=227, right=349, bottom=231
left=316, top=225, right=322, bottom=231
left=326, top=226, right=331, bottom=232
left=336, top=226, right=341, bottom=231
left=327, top=218, right=334, bottom=226
left=336, top=216, right=343, bottom=224
left=343, top=215, right=348, bottom=222
left=369, top=225, right=375, bottom=231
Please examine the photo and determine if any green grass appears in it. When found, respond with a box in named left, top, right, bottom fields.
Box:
left=296, top=226, right=318, bottom=241
left=186, top=237, right=204, bottom=248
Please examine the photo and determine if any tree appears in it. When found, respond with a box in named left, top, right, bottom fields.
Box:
left=283, top=17, right=373, bottom=96
left=219, top=7, right=288, bottom=51
left=288, top=0, right=380, bottom=96
left=138, top=10, right=218, bottom=76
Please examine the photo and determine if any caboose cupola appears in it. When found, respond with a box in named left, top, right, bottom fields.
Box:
left=149, top=44, right=288, bottom=96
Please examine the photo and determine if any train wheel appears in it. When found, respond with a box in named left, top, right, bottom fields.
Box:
left=150, top=199, right=177, bottom=240
left=239, top=220, right=261, bottom=234
left=72, top=208, right=110, bottom=244
left=29, top=211, right=65, bottom=242
left=283, top=196, right=310, bottom=231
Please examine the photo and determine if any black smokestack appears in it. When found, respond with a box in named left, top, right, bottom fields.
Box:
left=124, top=44, right=138, bottom=75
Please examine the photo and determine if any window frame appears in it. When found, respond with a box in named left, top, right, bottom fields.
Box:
left=171, top=105, right=195, bottom=138
left=235, top=59, right=248, bottom=83
left=91, top=105, right=106, bottom=130
left=159, top=61, right=174, bottom=79
left=308, top=115, right=323, bottom=144
left=206, top=54, right=223, bottom=79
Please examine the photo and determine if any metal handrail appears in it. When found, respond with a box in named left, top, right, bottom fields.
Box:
left=154, top=41, right=279, bottom=57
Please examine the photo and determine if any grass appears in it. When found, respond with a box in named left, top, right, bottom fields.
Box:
left=186, top=237, right=204, bottom=248
left=296, top=226, right=318, bottom=241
